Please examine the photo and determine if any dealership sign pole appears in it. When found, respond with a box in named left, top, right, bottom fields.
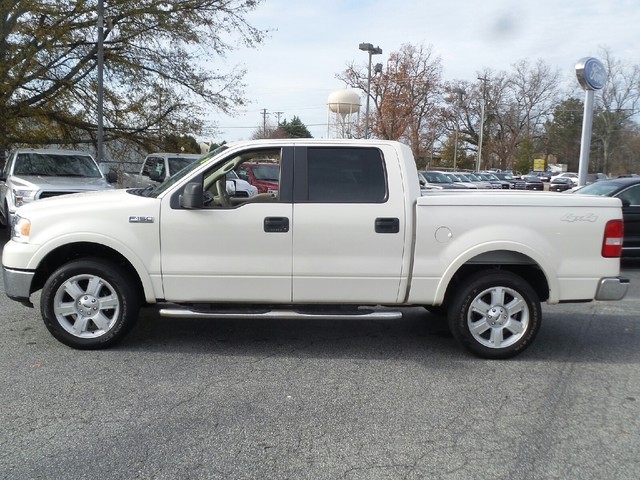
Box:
left=575, top=57, right=607, bottom=186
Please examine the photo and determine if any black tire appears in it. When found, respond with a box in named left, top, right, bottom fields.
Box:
left=0, top=201, right=10, bottom=237
left=447, top=270, right=541, bottom=359
left=41, top=258, right=140, bottom=349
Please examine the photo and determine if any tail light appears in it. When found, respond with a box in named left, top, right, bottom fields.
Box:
left=602, top=219, right=624, bottom=258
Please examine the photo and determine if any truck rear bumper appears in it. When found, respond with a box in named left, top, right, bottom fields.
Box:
left=3, top=266, right=35, bottom=304
left=595, top=276, right=630, bottom=301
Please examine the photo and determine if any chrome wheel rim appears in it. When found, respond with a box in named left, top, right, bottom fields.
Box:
left=467, top=285, right=530, bottom=349
left=53, top=274, right=120, bottom=338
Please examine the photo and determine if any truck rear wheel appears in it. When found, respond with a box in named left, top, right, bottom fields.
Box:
left=447, top=270, right=541, bottom=359
left=41, top=258, right=140, bottom=349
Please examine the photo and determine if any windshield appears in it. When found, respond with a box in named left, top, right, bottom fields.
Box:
left=497, top=173, right=514, bottom=180
left=574, top=182, right=619, bottom=196
left=141, top=145, right=229, bottom=198
left=167, top=156, right=201, bottom=176
left=251, top=164, right=279, bottom=181
left=14, top=152, right=102, bottom=178
left=423, top=171, right=452, bottom=184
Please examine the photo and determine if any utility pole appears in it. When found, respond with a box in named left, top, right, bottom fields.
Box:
left=452, top=88, right=465, bottom=171
left=261, top=109, right=269, bottom=137
left=274, top=111, right=284, bottom=125
left=97, top=0, right=105, bottom=163
left=476, top=76, right=489, bottom=172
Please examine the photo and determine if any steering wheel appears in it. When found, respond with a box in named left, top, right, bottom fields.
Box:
left=203, top=191, right=214, bottom=206
left=215, top=177, right=231, bottom=207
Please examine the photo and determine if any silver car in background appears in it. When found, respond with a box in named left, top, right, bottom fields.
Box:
left=0, top=148, right=117, bottom=229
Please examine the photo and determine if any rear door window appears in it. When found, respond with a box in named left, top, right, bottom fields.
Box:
left=305, top=147, right=387, bottom=203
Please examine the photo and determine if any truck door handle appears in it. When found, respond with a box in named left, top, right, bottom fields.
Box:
left=375, top=217, right=400, bottom=234
left=264, top=216, right=289, bottom=233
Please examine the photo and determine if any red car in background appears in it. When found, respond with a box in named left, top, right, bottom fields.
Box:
left=236, top=162, right=279, bottom=194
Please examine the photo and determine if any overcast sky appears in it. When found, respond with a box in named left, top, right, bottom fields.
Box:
left=205, top=0, right=640, bottom=143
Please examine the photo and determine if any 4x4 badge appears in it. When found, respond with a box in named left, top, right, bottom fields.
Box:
left=129, top=216, right=154, bottom=223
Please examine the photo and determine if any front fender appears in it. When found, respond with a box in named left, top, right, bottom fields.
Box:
left=26, top=232, right=160, bottom=303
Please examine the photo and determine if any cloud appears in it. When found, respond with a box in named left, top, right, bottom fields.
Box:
left=207, top=0, right=640, bottom=141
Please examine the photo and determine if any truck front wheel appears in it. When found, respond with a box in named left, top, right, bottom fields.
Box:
left=41, top=258, right=140, bottom=349
left=448, top=270, right=541, bottom=359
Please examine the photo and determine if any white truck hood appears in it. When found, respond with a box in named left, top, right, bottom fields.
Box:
left=15, top=189, right=160, bottom=245
left=11, top=174, right=112, bottom=191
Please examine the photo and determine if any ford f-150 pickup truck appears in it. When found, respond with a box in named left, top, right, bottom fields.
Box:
left=1, top=139, right=629, bottom=358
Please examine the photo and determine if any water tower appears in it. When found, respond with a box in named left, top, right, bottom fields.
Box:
left=327, top=89, right=361, bottom=138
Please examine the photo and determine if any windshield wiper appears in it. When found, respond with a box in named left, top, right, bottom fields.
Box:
left=129, top=185, right=155, bottom=197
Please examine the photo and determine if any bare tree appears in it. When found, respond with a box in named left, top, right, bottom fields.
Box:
left=473, top=61, right=560, bottom=170
left=592, top=48, right=640, bottom=173
left=0, top=0, right=266, bottom=156
left=338, top=43, right=443, bottom=166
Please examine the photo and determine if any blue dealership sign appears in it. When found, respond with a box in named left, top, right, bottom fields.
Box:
left=576, top=57, right=607, bottom=91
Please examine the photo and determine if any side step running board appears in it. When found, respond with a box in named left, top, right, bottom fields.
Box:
left=159, top=308, right=403, bottom=321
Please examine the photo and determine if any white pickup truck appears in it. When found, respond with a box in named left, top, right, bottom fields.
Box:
left=1, top=139, right=629, bottom=358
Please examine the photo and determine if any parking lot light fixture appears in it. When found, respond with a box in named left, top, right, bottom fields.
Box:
left=359, top=42, right=383, bottom=139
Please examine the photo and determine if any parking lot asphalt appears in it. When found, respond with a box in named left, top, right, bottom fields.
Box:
left=1, top=254, right=638, bottom=480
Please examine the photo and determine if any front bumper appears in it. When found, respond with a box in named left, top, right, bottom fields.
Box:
left=3, top=266, right=35, bottom=305
left=595, top=276, right=630, bottom=301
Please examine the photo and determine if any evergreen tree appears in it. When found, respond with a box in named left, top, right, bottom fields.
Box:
left=277, top=116, right=313, bottom=138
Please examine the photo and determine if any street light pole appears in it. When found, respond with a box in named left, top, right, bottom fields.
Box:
left=452, top=88, right=465, bottom=171
left=359, top=42, right=382, bottom=139
left=476, top=76, right=488, bottom=172
left=97, top=0, right=105, bottom=163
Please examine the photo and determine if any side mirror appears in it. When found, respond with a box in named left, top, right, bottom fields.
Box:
left=228, top=179, right=237, bottom=197
left=419, top=177, right=426, bottom=186
left=180, top=182, right=203, bottom=209
left=106, top=171, right=118, bottom=183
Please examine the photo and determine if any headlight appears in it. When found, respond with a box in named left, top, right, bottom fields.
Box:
left=13, top=188, right=37, bottom=207
left=11, top=215, right=31, bottom=243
